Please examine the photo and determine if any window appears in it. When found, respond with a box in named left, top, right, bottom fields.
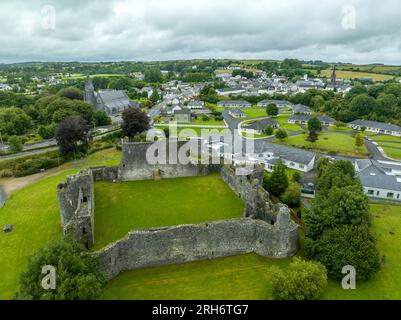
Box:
left=377, top=191, right=380, bottom=196
left=299, top=164, right=304, bottom=169
left=367, top=190, right=374, bottom=195
left=387, top=192, right=394, bottom=199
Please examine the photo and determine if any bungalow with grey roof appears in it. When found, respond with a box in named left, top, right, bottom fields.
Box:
left=228, top=109, right=247, bottom=118
left=173, top=109, right=191, bottom=123
left=292, top=104, right=312, bottom=115
left=288, top=115, right=335, bottom=126
left=355, top=159, right=401, bottom=202
left=257, top=99, right=294, bottom=108
left=217, top=100, right=252, bottom=108
left=348, top=119, right=401, bottom=137
left=216, top=87, right=246, bottom=96
left=241, top=119, right=279, bottom=135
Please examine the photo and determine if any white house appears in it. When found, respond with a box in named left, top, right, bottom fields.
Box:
left=216, top=88, right=246, bottom=96
left=348, top=119, right=401, bottom=137
left=241, top=119, right=279, bottom=135
left=355, top=159, right=401, bottom=202
left=217, top=100, right=252, bottom=109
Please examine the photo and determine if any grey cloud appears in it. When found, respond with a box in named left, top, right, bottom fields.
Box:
left=1, top=0, right=401, bottom=63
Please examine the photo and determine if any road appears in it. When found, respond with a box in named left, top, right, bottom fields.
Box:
left=149, top=101, right=167, bottom=119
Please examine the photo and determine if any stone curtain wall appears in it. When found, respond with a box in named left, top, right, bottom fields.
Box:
left=119, top=141, right=221, bottom=181
left=220, top=165, right=275, bottom=223
left=96, top=207, right=299, bottom=280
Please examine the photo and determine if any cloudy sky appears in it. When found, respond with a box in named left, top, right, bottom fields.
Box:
left=1, top=0, right=401, bottom=64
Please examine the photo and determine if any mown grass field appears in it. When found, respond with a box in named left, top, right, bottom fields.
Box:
left=243, top=109, right=267, bottom=118
left=93, top=174, right=245, bottom=250
left=275, top=114, right=303, bottom=131
left=320, top=69, right=395, bottom=81
left=103, top=203, right=401, bottom=300
left=0, top=148, right=122, bottom=299
left=371, top=135, right=401, bottom=143
left=273, top=132, right=369, bottom=157
left=382, top=147, right=401, bottom=160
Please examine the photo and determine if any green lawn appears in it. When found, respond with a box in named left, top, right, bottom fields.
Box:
left=184, top=118, right=225, bottom=126
left=93, top=174, right=245, bottom=250
left=327, top=126, right=356, bottom=133
left=372, top=135, right=401, bottom=143
left=275, top=115, right=303, bottom=131
left=320, top=69, right=395, bottom=82
left=156, top=125, right=229, bottom=138
left=0, top=148, right=122, bottom=299
left=102, top=203, right=401, bottom=300
left=382, top=147, right=401, bottom=160
left=102, top=254, right=291, bottom=300
left=243, top=109, right=267, bottom=118
left=273, top=133, right=369, bottom=157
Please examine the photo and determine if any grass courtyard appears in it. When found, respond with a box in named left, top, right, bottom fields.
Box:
left=102, top=203, right=401, bottom=300
left=272, top=132, right=369, bottom=158
left=93, top=174, right=245, bottom=250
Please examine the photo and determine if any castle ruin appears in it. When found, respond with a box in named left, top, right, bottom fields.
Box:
left=57, top=141, right=299, bottom=279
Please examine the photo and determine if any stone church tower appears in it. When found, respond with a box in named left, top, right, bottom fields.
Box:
left=84, top=76, right=96, bottom=107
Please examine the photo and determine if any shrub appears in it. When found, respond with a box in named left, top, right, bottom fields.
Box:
left=271, top=258, right=327, bottom=300
left=281, top=183, right=301, bottom=207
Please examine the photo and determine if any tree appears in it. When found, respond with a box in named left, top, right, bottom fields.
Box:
left=0, top=107, right=32, bottom=136
left=37, top=123, right=56, bottom=139
left=271, top=257, right=327, bottom=300
left=275, top=128, right=288, bottom=140
left=355, top=133, right=364, bottom=147
left=144, top=68, right=162, bottom=83
left=264, top=125, right=274, bottom=136
left=307, top=117, right=322, bottom=143
left=8, top=135, right=23, bottom=153
left=265, top=159, right=288, bottom=197
left=292, top=171, right=302, bottom=183
left=305, top=185, right=371, bottom=241
left=149, top=89, right=160, bottom=104
left=58, top=87, right=83, bottom=100
left=93, top=110, right=111, bottom=127
left=55, top=116, right=91, bottom=157
left=16, top=238, right=106, bottom=300
left=266, top=103, right=279, bottom=116
left=281, top=182, right=301, bottom=207
left=121, top=107, right=150, bottom=137
left=306, top=225, right=381, bottom=281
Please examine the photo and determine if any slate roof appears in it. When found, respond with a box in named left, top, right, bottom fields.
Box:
left=355, top=159, right=401, bottom=191
left=348, top=119, right=401, bottom=132
left=253, top=140, right=316, bottom=165
left=258, top=99, right=293, bottom=106
left=217, top=100, right=251, bottom=106
left=292, top=104, right=311, bottom=114
left=96, top=90, right=132, bottom=113
left=289, top=115, right=335, bottom=123
left=243, top=119, right=279, bottom=131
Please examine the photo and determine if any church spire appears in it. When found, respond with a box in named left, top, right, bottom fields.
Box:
left=331, top=65, right=337, bottom=87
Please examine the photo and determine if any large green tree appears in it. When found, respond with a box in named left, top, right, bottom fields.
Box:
left=265, top=159, right=288, bottom=197
left=306, top=225, right=381, bottom=281
left=16, top=238, right=106, bottom=300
